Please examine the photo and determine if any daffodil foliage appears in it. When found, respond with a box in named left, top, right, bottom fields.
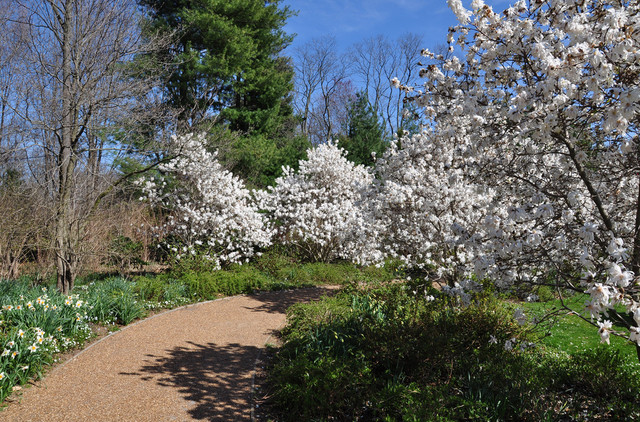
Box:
left=389, top=0, right=640, bottom=345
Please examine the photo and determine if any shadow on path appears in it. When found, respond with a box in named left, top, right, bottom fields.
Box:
left=119, top=288, right=340, bottom=421
left=122, top=341, right=259, bottom=421
left=247, top=286, right=339, bottom=315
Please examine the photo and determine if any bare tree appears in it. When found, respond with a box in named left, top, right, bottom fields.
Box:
left=1, top=0, right=169, bottom=292
left=291, top=33, right=424, bottom=143
left=347, top=33, right=423, bottom=137
left=306, top=79, right=355, bottom=142
left=293, top=36, right=351, bottom=143
left=0, top=0, right=27, bottom=172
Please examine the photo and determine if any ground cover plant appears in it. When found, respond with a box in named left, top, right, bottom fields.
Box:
left=130, top=246, right=397, bottom=300
left=265, top=282, right=640, bottom=421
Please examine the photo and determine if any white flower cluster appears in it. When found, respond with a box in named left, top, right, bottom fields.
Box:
left=139, top=133, right=271, bottom=268
left=368, top=130, right=494, bottom=278
left=259, top=142, right=378, bottom=263
left=390, top=0, right=640, bottom=345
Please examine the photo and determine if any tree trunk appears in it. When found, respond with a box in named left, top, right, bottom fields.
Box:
left=55, top=152, right=76, bottom=293
left=632, top=166, right=640, bottom=274
left=55, top=0, right=77, bottom=294
left=630, top=150, right=640, bottom=364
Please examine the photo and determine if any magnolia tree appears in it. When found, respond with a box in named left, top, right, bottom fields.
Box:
left=259, top=141, right=378, bottom=263
left=398, top=0, right=640, bottom=349
left=368, top=128, right=495, bottom=283
left=139, top=133, right=271, bottom=269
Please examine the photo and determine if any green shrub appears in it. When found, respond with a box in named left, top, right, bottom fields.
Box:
left=252, top=247, right=299, bottom=278
left=105, top=235, right=146, bottom=272
left=535, top=285, right=554, bottom=302
left=132, top=275, right=172, bottom=302
left=180, top=266, right=272, bottom=299
left=271, top=265, right=313, bottom=287
left=167, top=249, right=221, bottom=276
left=359, top=262, right=398, bottom=283
left=299, top=262, right=358, bottom=285
left=266, top=284, right=640, bottom=421
left=548, top=346, right=640, bottom=419
left=132, top=274, right=191, bottom=307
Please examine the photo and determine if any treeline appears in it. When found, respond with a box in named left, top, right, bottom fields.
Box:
left=0, top=0, right=423, bottom=288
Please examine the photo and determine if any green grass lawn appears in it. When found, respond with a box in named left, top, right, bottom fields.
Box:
left=520, top=293, right=640, bottom=366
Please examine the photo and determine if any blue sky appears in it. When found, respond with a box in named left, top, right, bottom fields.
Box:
left=282, top=0, right=513, bottom=54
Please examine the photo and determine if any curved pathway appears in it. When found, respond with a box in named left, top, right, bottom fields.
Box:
left=1, top=287, right=337, bottom=421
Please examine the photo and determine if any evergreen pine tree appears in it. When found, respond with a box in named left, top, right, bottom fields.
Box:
left=139, top=0, right=309, bottom=188
left=338, top=92, right=386, bottom=167
left=139, top=0, right=294, bottom=134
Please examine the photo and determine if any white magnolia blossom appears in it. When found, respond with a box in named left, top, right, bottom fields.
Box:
left=367, top=129, right=494, bottom=279
left=259, top=141, right=378, bottom=263
left=138, top=133, right=271, bottom=268
left=131, top=0, right=640, bottom=351
left=598, top=320, right=613, bottom=345
left=392, top=0, right=640, bottom=345
left=630, top=326, right=640, bottom=346
left=441, top=279, right=480, bottom=307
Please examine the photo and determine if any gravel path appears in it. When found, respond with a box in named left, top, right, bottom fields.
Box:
left=0, top=287, right=337, bottom=422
